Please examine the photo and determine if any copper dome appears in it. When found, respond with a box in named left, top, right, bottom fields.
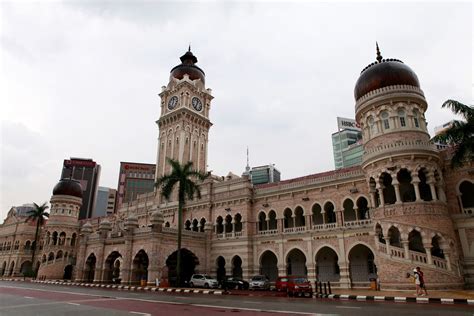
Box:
left=354, top=46, right=420, bottom=101
left=52, top=179, right=83, bottom=198
left=170, top=48, right=205, bottom=84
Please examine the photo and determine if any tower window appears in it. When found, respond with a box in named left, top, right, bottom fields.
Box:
left=413, top=109, right=420, bottom=128
left=398, top=110, right=406, bottom=127
left=381, top=111, right=390, bottom=129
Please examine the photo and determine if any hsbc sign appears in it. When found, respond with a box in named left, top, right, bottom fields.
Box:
left=337, top=117, right=361, bottom=131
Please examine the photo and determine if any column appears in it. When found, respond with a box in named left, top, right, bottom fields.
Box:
left=392, top=180, right=402, bottom=204
left=376, top=183, right=385, bottom=206
left=292, top=216, right=296, bottom=229
left=321, top=211, right=326, bottom=225
left=354, top=207, right=359, bottom=221
left=402, top=240, right=410, bottom=260
left=147, top=232, right=161, bottom=286
left=369, top=191, right=376, bottom=208
left=444, top=251, right=452, bottom=271
left=305, top=215, right=311, bottom=230
left=423, top=244, right=433, bottom=265
left=428, top=182, right=438, bottom=201
left=336, top=210, right=343, bottom=227
left=411, top=176, right=422, bottom=201
left=232, top=221, right=236, bottom=237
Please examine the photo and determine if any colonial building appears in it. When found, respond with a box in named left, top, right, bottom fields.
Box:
left=1, top=47, right=473, bottom=290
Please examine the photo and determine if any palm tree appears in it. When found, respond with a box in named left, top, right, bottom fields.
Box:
left=26, top=202, right=49, bottom=275
left=432, top=99, right=473, bottom=168
left=155, top=158, right=209, bottom=287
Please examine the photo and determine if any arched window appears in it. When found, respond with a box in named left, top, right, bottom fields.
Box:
left=294, top=206, right=305, bottom=227
left=398, top=169, right=415, bottom=202
left=59, top=232, right=66, bottom=246
left=192, top=219, right=199, bottom=232
left=312, top=204, right=323, bottom=225
left=70, top=233, right=77, bottom=247
left=459, top=181, right=474, bottom=214
left=184, top=220, right=191, bottom=231
left=408, top=230, right=425, bottom=253
left=388, top=226, right=401, bottom=247
left=268, top=210, right=277, bottom=230
left=164, top=222, right=170, bottom=228
left=216, top=216, right=224, bottom=234
left=258, top=212, right=267, bottom=231
left=234, top=214, right=242, bottom=232
left=343, top=199, right=356, bottom=222
left=324, top=202, right=336, bottom=224
left=431, top=235, right=445, bottom=258
left=380, top=173, right=396, bottom=204
left=368, top=116, right=377, bottom=136
left=398, top=109, right=406, bottom=127
left=199, top=218, right=206, bottom=232
left=375, top=224, right=385, bottom=244
left=52, top=231, right=58, bottom=246
left=418, top=169, right=432, bottom=201
left=381, top=111, right=390, bottom=130
left=225, top=215, right=233, bottom=233
left=283, top=208, right=293, bottom=228
left=413, top=109, right=420, bottom=128
left=356, top=197, right=369, bottom=219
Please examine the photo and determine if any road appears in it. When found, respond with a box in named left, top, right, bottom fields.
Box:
left=0, top=281, right=472, bottom=316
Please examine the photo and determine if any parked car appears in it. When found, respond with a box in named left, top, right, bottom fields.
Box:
left=220, top=276, right=249, bottom=290
left=189, top=274, right=219, bottom=288
left=275, top=276, right=289, bottom=292
left=249, top=275, right=270, bottom=290
left=286, top=276, right=313, bottom=297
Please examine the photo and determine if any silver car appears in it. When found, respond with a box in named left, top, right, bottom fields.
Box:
left=249, top=275, right=270, bottom=290
left=189, top=274, right=219, bottom=288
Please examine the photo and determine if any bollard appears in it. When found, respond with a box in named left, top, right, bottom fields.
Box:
left=327, top=281, right=332, bottom=294
left=319, top=281, right=323, bottom=294
left=323, top=282, right=327, bottom=295
left=315, top=281, right=319, bottom=294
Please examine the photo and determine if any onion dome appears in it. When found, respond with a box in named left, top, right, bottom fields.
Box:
left=52, top=178, right=83, bottom=198
left=354, top=43, right=420, bottom=101
left=170, top=46, right=205, bottom=84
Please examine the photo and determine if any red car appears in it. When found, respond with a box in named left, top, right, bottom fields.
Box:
left=275, top=276, right=290, bottom=292
left=286, top=276, right=313, bottom=297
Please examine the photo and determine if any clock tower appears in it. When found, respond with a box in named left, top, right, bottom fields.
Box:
left=156, top=48, right=213, bottom=178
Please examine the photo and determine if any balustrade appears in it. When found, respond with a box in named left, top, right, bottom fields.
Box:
left=312, top=223, right=337, bottom=230
left=433, top=256, right=448, bottom=269
left=343, top=219, right=372, bottom=228
left=258, top=229, right=278, bottom=235
left=409, top=250, right=428, bottom=264
left=390, top=246, right=405, bottom=259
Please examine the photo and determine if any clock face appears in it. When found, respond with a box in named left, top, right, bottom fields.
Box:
left=191, top=97, right=203, bottom=112
left=167, top=96, right=178, bottom=110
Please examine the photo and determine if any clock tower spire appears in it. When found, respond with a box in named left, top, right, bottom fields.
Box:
left=155, top=49, right=213, bottom=178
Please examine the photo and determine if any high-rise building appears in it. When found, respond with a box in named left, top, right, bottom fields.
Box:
left=60, top=158, right=100, bottom=220
left=249, top=164, right=281, bottom=185
left=116, top=162, right=156, bottom=209
left=332, top=117, right=363, bottom=169
left=91, top=187, right=117, bottom=218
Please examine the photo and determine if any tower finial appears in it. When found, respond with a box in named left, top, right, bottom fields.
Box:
left=188, top=44, right=191, bottom=52
left=376, top=41, right=383, bottom=62
left=245, top=146, right=250, bottom=173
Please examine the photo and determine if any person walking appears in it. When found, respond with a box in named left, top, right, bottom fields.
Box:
left=413, top=268, right=421, bottom=296
left=416, top=267, right=428, bottom=296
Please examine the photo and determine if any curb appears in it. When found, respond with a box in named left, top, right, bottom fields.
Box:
left=28, top=280, right=223, bottom=295
left=316, top=293, right=474, bottom=305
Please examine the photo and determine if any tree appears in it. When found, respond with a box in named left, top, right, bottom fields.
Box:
left=432, top=99, right=473, bottom=168
left=26, top=202, right=49, bottom=276
left=155, top=158, right=209, bottom=286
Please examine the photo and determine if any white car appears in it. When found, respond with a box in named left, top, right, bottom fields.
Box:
left=189, top=274, right=219, bottom=288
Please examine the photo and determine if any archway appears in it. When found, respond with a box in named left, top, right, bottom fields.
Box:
left=408, top=230, right=425, bottom=253
left=286, top=249, right=307, bottom=276
left=52, top=231, right=58, bottom=246
left=216, top=256, right=226, bottom=282
left=199, top=218, right=206, bottom=232
left=104, top=251, right=123, bottom=283
left=216, top=216, right=224, bottom=234
left=418, top=169, right=432, bottom=201
left=192, top=219, right=199, bottom=232
left=343, top=199, right=356, bottom=222
left=356, top=197, right=369, bottom=219
left=260, top=251, right=278, bottom=282
left=283, top=208, right=293, bottom=228
left=1, top=261, right=6, bottom=276
left=234, top=214, right=242, bottom=232
left=460, top=181, right=474, bottom=214
left=268, top=211, right=277, bottom=230
left=388, top=226, right=401, bottom=247
left=312, top=204, right=323, bottom=225
left=231, top=256, right=243, bottom=279
left=348, top=244, right=377, bottom=285
left=380, top=173, right=396, bottom=204
left=431, top=235, right=445, bottom=258
left=185, top=220, right=191, bottom=231
left=63, top=265, right=73, bottom=280
left=315, top=247, right=340, bottom=282
left=225, top=215, right=233, bottom=233
left=8, top=261, right=15, bottom=276
left=166, top=248, right=199, bottom=287
left=20, top=261, right=32, bottom=275
left=398, top=169, right=415, bottom=202
left=132, top=250, right=149, bottom=284
left=294, top=206, right=305, bottom=227
left=324, top=202, right=336, bottom=224
left=84, top=253, right=96, bottom=283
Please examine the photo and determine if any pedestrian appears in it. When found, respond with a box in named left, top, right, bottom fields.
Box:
left=412, top=268, right=421, bottom=296
left=416, top=267, right=428, bottom=296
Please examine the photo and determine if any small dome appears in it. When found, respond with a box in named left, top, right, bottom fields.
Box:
left=170, top=48, right=205, bottom=84
left=52, top=179, right=83, bottom=198
left=354, top=45, right=420, bottom=101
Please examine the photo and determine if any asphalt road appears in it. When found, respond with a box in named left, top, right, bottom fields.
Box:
left=0, top=281, right=472, bottom=316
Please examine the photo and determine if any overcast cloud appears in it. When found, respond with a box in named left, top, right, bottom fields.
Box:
left=0, top=1, right=472, bottom=222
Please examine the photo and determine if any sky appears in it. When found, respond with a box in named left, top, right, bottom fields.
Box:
left=0, top=1, right=472, bottom=222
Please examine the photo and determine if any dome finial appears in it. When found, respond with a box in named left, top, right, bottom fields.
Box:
left=188, top=44, right=191, bottom=52
left=376, top=42, right=383, bottom=62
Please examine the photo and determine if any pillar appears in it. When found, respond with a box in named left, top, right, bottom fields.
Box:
left=354, top=207, right=359, bottom=221
left=392, top=181, right=402, bottom=204
left=321, top=211, right=326, bottom=224
left=376, top=183, right=385, bottom=206
left=402, top=241, right=410, bottom=261
left=336, top=210, right=343, bottom=227
left=423, top=244, right=433, bottom=265
left=412, top=177, right=422, bottom=201
left=444, top=251, right=452, bottom=271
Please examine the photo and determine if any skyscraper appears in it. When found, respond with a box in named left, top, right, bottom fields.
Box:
left=60, top=158, right=100, bottom=219
left=332, top=117, right=363, bottom=169
left=116, top=162, right=156, bottom=209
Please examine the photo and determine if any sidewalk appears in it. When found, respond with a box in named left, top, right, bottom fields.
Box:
left=329, top=288, right=474, bottom=300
